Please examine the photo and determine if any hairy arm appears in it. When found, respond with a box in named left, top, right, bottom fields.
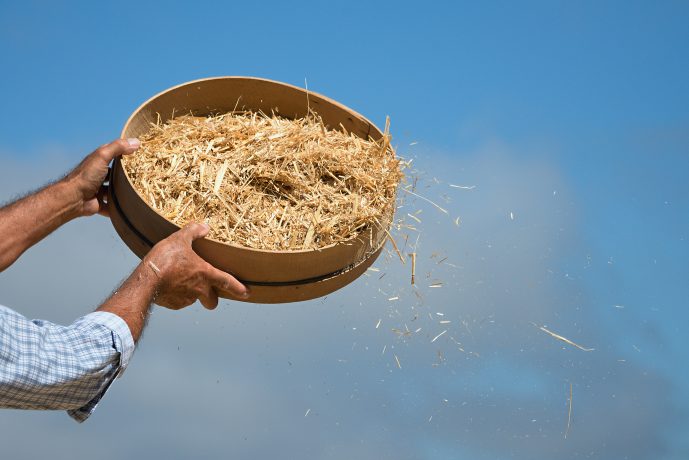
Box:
left=0, top=140, right=248, bottom=422
left=0, top=222, right=247, bottom=422
left=0, top=138, right=140, bottom=272
left=0, top=181, right=82, bottom=271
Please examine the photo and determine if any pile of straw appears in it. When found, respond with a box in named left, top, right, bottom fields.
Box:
left=122, top=111, right=403, bottom=250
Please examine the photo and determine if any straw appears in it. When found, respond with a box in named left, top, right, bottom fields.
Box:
left=122, top=111, right=403, bottom=250
left=565, top=382, right=573, bottom=438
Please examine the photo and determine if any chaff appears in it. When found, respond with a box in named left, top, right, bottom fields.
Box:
left=431, top=330, right=447, bottom=343
left=565, top=383, right=573, bottom=438
left=535, top=324, right=595, bottom=352
left=123, top=111, right=403, bottom=250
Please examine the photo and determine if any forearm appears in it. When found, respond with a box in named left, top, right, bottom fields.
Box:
left=0, top=179, right=81, bottom=271
left=98, top=261, right=160, bottom=342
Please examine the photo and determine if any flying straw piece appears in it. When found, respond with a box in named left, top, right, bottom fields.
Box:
left=394, top=355, right=402, bottom=369
left=431, top=330, right=447, bottom=343
left=386, top=230, right=406, bottom=265
left=392, top=328, right=411, bottom=337
left=407, top=213, right=422, bottom=223
left=454, top=217, right=461, bottom=227
left=375, top=318, right=382, bottom=329
left=304, top=408, right=311, bottom=417
left=410, top=252, right=417, bottom=285
left=449, top=184, right=476, bottom=190
left=535, top=324, right=595, bottom=352
left=401, top=187, right=448, bottom=214
left=565, top=383, right=573, bottom=438
left=429, top=282, right=443, bottom=288
left=388, top=296, right=399, bottom=301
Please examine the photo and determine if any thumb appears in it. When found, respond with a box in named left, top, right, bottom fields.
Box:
left=178, top=222, right=210, bottom=243
left=96, top=138, right=141, bottom=163
left=81, top=197, right=100, bottom=216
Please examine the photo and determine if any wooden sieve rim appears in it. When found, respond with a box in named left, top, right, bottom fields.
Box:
left=118, top=76, right=394, bottom=255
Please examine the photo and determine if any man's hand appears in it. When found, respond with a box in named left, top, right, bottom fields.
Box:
left=63, top=138, right=140, bottom=217
left=145, top=222, right=249, bottom=309
left=0, top=138, right=140, bottom=271
left=98, top=222, right=248, bottom=342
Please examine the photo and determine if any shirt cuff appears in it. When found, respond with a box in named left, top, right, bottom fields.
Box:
left=80, top=311, right=136, bottom=373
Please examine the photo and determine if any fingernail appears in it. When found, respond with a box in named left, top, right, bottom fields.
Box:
left=127, top=138, right=141, bottom=148
left=240, top=288, right=250, bottom=299
left=200, top=222, right=210, bottom=231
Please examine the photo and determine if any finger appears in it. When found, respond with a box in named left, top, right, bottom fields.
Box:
left=95, top=138, right=141, bottom=163
left=97, top=184, right=109, bottom=217
left=198, top=285, right=219, bottom=310
left=81, top=197, right=100, bottom=216
left=153, top=297, right=175, bottom=309
left=204, top=264, right=249, bottom=299
left=177, top=222, right=210, bottom=244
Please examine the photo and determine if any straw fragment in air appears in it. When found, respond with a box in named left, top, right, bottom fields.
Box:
left=534, top=323, right=595, bottom=352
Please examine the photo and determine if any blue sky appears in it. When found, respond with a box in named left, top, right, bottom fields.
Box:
left=1, top=1, right=688, bottom=459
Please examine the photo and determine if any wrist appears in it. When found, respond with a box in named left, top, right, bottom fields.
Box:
left=98, top=261, right=158, bottom=343
left=52, top=179, right=85, bottom=220
left=138, top=256, right=164, bottom=299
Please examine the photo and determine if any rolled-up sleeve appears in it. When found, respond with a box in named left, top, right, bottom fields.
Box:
left=0, top=305, right=135, bottom=422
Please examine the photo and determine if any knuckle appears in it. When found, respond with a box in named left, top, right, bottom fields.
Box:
left=94, top=146, right=108, bottom=158
left=108, top=139, right=127, bottom=152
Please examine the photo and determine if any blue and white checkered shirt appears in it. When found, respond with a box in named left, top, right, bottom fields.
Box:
left=0, top=304, right=135, bottom=422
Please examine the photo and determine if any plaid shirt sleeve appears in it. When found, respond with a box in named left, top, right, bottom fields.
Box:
left=0, top=304, right=136, bottom=423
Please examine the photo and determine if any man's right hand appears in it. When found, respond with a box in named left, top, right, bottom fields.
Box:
left=144, top=222, right=249, bottom=310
